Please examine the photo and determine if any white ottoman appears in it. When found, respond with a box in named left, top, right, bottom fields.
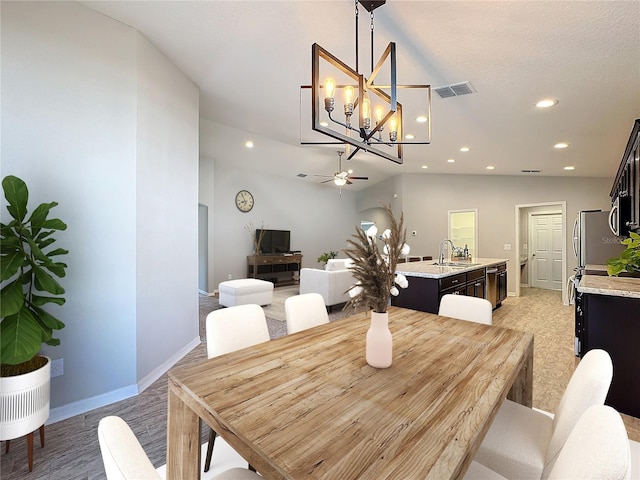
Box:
left=218, top=279, right=274, bottom=307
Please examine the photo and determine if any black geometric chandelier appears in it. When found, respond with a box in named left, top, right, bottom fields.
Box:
left=302, top=0, right=431, bottom=165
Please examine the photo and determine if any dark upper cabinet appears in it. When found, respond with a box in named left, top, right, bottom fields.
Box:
left=610, top=119, right=640, bottom=235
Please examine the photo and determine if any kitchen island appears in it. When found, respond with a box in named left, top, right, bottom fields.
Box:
left=392, top=258, right=508, bottom=314
left=576, top=274, right=640, bottom=417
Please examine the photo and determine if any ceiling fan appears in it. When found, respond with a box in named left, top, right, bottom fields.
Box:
left=315, top=150, right=369, bottom=187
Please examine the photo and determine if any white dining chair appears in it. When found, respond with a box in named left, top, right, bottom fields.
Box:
left=284, top=292, right=329, bottom=334
left=204, top=304, right=270, bottom=472
left=472, top=348, right=613, bottom=480
left=98, top=416, right=262, bottom=480
left=463, top=404, right=630, bottom=480
left=438, top=294, right=493, bottom=325
left=547, top=404, right=631, bottom=480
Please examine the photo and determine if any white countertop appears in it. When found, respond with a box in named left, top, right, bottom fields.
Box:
left=577, top=274, right=640, bottom=298
left=396, top=258, right=508, bottom=279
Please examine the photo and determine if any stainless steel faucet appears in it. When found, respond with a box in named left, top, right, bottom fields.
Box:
left=439, top=239, right=456, bottom=264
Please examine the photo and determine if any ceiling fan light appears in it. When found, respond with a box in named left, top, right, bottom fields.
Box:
left=334, top=177, right=347, bottom=186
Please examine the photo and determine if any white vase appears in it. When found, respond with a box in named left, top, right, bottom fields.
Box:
left=366, top=311, right=393, bottom=368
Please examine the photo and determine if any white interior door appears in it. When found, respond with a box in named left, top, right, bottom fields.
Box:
left=530, top=213, right=563, bottom=290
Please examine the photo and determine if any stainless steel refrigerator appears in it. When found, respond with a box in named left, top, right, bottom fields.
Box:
left=572, top=210, right=625, bottom=268
left=572, top=210, right=626, bottom=358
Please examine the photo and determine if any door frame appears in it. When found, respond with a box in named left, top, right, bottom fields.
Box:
left=514, top=201, right=568, bottom=304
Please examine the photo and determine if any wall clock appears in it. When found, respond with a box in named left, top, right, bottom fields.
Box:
left=235, top=189, right=254, bottom=212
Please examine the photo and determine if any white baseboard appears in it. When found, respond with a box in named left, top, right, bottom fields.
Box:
left=47, top=336, right=202, bottom=425
left=137, top=336, right=201, bottom=392
left=48, top=384, right=139, bottom=425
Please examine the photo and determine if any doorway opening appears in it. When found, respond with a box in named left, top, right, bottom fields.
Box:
left=515, top=201, right=568, bottom=304
left=198, top=203, right=209, bottom=295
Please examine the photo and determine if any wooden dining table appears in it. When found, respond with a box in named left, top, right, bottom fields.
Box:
left=166, top=306, right=533, bottom=480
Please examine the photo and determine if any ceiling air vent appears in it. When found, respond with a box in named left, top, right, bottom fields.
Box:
left=434, top=81, right=476, bottom=99
left=521, top=169, right=542, bottom=174
left=297, top=173, right=307, bottom=178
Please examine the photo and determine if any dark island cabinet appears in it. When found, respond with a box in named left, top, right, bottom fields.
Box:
left=577, top=292, right=640, bottom=417
left=392, top=268, right=486, bottom=314
left=466, top=268, right=487, bottom=299
left=497, top=262, right=508, bottom=305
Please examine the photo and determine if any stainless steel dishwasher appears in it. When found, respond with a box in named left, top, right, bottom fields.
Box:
left=486, top=267, right=498, bottom=308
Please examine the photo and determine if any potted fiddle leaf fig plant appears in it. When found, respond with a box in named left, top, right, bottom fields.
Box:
left=1, top=175, right=68, bottom=375
left=0, top=175, right=68, bottom=467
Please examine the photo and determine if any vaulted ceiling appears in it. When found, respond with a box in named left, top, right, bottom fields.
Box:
left=84, top=1, right=640, bottom=189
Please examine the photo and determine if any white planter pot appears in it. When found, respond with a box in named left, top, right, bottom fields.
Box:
left=0, top=356, right=51, bottom=441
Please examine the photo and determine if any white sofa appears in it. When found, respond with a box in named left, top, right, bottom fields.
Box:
left=299, top=259, right=355, bottom=310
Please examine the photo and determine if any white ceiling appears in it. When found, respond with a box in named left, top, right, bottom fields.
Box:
left=83, top=1, right=640, bottom=190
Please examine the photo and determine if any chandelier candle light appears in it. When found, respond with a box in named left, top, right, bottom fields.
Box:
left=303, top=0, right=432, bottom=164
left=344, top=204, right=409, bottom=368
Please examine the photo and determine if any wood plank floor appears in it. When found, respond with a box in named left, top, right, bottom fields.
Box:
left=1, top=287, right=638, bottom=479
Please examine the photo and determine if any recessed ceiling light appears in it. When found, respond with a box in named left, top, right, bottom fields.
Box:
left=416, top=116, right=428, bottom=123
left=320, top=121, right=329, bottom=127
left=486, top=165, right=495, bottom=170
left=564, top=166, right=575, bottom=171
left=447, top=159, right=455, bottom=163
left=536, top=99, right=559, bottom=108
left=347, top=169, right=353, bottom=174
left=405, top=134, right=415, bottom=140
left=554, top=142, right=570, bottom=149
left=245, top=141, right=254, bottom=148
left=421, top=165, right=428, bottom=169
left=459, top=147, right=470, bottom=152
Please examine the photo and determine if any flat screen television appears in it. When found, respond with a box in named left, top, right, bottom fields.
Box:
left=256, top=229, right=291, bottom=254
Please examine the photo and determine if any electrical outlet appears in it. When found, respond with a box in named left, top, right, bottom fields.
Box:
left=227, top=273, right=232, bottom=280
left=51, top=358, right=64, bottom=377
left=504, top=243, right=512, bottom=251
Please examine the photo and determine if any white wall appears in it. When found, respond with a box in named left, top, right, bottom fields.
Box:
left=393, top=174, right=612, bottom=293
left=198, top=122, right=616, bottom=294
left=1, top=1, right=199, bottom=417
left=200, top=120, right=361, bottom=290
left=135, top=34, right=200, bottom=386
